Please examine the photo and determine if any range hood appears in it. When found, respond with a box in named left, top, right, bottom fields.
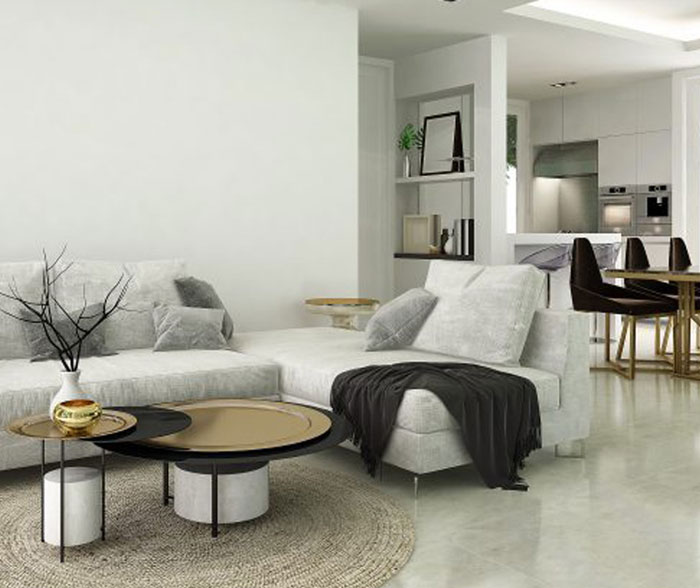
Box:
left=533, top=141, right=598, bottom=178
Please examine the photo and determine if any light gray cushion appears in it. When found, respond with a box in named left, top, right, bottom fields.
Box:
left=175, top=277, right=234, bottom=340
left=20, top=303, right=116, bottom=362
left=364, top=288, right=436, bottom=351
left=54, top=259, right=186, bottom=351
left=413, top=262, right=545, bottom=366
left=0, top=262, right=45, bottom=359
left=153, top=305, right=227, bottom=352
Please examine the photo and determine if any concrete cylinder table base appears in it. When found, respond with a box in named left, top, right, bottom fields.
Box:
left=44, top=467, right=101, bottom=547
left=174, top=462, right=269, bottom=524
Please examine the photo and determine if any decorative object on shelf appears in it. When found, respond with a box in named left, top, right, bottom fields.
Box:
left=305, top=298, right=380, bottom=330
left=0, top=247, right=132, bottom=418
left=420, top=111, right=464, bottom=176
left=439, top=229, right=450, bottom=255
left=444, top=231, right=455, bottom=255
left=52, top=398, right=103, bottom=436
left=396, top=123, right=424, bottom=178
left=452, top=218, right=475, bottom=257
left=403, top=214, right=440, bottom=254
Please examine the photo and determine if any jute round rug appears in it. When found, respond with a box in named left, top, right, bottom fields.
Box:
left=0, top=460, right=414, bottom=588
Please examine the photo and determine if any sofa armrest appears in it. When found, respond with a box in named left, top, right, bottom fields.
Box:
left=520, top=310, right=587, bottom=377
left=520, top=309, right=590, bottom=420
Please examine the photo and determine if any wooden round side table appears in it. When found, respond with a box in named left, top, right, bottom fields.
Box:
left=305, top=298, right=380, bottom=330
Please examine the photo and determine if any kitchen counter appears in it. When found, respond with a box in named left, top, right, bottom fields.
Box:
left=511, top=233, right=623, bottom=246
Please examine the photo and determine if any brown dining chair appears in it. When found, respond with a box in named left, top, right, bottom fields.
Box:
left=669, top=237, right=700, bottom=348
left=570, top=238, right=676, bottom=378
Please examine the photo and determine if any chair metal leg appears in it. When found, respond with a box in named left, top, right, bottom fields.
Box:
left=604, top=313, right=611, bottom=362
left=413, top=475, right=419, bottom=500
left=655, top=317, right=661, bottom=355
left=629, top=317, right=637, bottom=379
left=616, top=317, right=629, bottom=361
left=661, top=316, right=673, bottom=355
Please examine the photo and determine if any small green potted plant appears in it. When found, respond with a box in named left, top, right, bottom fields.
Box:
left=397, top=123, right=424, bottom=178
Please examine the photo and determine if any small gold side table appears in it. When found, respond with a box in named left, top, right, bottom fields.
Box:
left=305, top=298, right=380, bottom=330
left=6, top=410, right=137, bottom=562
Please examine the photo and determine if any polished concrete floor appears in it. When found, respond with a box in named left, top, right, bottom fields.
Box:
left=4, top=324, right=698, bottom=587
left=300, top=323, right=700, bottom=588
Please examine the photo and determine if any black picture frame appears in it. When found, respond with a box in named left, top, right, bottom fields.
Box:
left=419, top=111, right=465, bottom=176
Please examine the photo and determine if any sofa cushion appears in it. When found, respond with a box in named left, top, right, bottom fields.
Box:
left=365, top=288, right=436, bottom=351
left=0, top=262, right=44, bottom=360
left=53, top=259, right=185, bottom=351
left=233, top=327, right=560, bottom=435
left=0, top=348, right=279, bottom=428
left=413, top=263, right=545, bottom=366
left=153, top=305, right=227, bottom=352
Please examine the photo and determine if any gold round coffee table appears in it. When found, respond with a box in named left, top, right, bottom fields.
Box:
left=305, top=297, right=380, bottom=329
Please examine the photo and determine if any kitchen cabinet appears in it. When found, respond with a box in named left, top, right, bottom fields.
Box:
left=599, top=134, right=637, bottom=186
left=637, top=130, right=672, bottom=185
left=563, top=93, right=599, bottom=142
left=636, top=78, right=672, bottom=133
left=599, top=86, right=637, bottom=137
left=531, top=97, right=562, bottom=145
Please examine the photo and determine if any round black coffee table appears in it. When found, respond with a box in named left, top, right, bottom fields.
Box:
left=94, top=400, right=350, bottom=538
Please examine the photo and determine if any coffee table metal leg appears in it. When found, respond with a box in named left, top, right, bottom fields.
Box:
left=162, top=462, right=169, bottom=506
left=40, top=440, right=45, bottom=543
left=60, top=440, right=65, bottom=563
left=101, top=448, right=106, bottom=540
left=211, top=463, right=218, bottom=538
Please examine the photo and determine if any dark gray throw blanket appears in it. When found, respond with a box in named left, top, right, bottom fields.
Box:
left=330, top=362, right=542, bottom=491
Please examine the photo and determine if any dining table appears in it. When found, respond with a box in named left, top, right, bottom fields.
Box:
left=604, top=266, right=700, bottom=378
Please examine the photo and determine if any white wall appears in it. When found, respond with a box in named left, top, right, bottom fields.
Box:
left=359, top=58, right=394, bottom=303
left=0, top=0, right=358, bottom=331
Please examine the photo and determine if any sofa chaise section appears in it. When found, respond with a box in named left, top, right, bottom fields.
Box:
left=234, top=307, right=590, bottom=476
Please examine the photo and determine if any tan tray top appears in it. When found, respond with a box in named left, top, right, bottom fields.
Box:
left=7, top=410, right=137, bottom=441
left=142, top=398, right=332, bottom=452
left=305, top=297, right=379, bottom=307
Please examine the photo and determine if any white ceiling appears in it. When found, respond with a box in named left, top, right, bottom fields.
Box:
left=345, top=0, right=700, bottom=100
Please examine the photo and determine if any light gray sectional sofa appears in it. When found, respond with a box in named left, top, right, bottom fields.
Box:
left=234, top=261, right=591, bottom=475
left=0, top=258, right=590, bottom=477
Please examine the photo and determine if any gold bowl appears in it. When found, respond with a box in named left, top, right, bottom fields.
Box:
left=52, top=399, right=103, bottom=436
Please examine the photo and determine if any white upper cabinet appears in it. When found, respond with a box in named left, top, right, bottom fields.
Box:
left=637, top=130, right=672, bottom=185
left=599, top=134, right=637, bottom=186
left=531, top=97, right=562, bottom=145
left=598, top=85, right=637, bottom=137
left=636, top=78, right=672, bottom=133
left=563, top=93, right=599, bottom=142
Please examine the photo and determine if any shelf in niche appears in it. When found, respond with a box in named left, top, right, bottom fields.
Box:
left=395, top=171, right=475, bottom=185
left=394, top=253, right=474, bottom=261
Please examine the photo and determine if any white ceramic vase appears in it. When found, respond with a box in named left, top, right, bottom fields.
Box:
left=49, top=370, right=86, bottom=419
left=403, top=154, right=411, bottom=178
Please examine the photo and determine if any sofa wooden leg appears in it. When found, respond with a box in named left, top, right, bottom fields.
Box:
left=555, top=440, right=586, bottom=458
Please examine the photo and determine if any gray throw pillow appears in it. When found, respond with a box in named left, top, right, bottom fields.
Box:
left=175, top=277, right=234, bottom=340
left=365, top=288, right=437, bottom=351
left=21, top=303, right=117, bottom=362
left=153, top=305, right=227, bottom=352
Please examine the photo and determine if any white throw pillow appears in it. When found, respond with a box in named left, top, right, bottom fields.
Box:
left=413, top=264, right=545, bottom=366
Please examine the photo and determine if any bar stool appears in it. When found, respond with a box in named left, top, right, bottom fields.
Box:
left=570, top=238, right=676, bottom=379
left=625, top=237, right=678, bottom=355
left=669, top=237, right=700, bottom=349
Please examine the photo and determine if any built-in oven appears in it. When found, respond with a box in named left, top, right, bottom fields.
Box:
left=636, top=184, right=671, bottom=236
left=599, top=185, right=635, bottom=236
